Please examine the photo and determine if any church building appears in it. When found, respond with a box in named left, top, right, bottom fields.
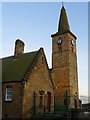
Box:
left=2, top=4, right=79, bottom=119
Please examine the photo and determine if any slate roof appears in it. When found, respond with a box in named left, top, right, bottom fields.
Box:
left=2, top=50, right=38, bottom=82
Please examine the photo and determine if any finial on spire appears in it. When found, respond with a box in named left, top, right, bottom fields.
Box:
left=62, top=2, right=64, bottom=7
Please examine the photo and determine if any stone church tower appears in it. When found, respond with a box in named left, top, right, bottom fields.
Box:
left=51, top=5, right=79, bottom=108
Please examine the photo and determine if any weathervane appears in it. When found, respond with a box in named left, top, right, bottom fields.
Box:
left=62, top=2, right=64, bottom=7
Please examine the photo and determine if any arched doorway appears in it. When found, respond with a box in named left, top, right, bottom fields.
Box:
left=46, top=92, right=51, bottom=112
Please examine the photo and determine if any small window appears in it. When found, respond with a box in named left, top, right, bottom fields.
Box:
left=5, top=88, right=13, bottom=101
left=59, top=46, right=62, bottom=52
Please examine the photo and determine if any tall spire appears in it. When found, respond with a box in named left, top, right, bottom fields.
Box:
left=58, top=4, right=70, bottom=33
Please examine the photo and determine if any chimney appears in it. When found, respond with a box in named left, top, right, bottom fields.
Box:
left=14, top=39, right=25, bottom=57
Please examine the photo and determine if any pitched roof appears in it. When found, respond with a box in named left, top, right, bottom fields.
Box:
left=2, top=50, right=38, bottom=82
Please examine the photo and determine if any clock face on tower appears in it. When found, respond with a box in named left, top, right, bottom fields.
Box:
left=57, top=38, right=62, bottom=45
left=71, top=39, right=75, bottom=46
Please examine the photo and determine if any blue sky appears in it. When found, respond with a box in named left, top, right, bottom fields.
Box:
left=1, top=2, right=88, bottom=96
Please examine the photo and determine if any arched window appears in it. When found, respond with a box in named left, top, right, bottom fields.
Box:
left=40, top=95, right=43, bottom=107
left=46, top=92, right=51, bottom=112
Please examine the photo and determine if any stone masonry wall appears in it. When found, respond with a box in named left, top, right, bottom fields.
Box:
left=2, top=82, right=23, bottom=118
left=22, top=49, right=54, bottom=118
left=52, top=33, right=79, bottom=108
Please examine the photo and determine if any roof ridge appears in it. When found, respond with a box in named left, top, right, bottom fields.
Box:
left=1, top=50, right=39, bottom=60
